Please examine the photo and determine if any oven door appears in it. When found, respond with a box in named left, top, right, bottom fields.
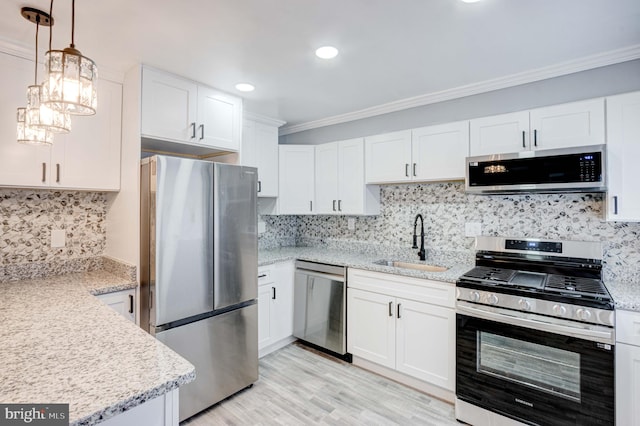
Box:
left=456, top=304, right=614, bottom=425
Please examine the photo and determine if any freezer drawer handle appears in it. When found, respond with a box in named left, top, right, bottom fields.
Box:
left=129, top=294, right=134, bottom=314
left=272, top=286, right=276, bottom=300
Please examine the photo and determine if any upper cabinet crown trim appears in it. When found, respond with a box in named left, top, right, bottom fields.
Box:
left=279, top=44, right=640, bottom=136
left=244, top=112, right=286, bottom=128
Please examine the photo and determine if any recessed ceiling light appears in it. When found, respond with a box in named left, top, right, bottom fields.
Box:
left=235, top=83, right=255, bottom=92
left=461, top=0, right=482, bottom=3
left=315, top=46, right=339, bottom=59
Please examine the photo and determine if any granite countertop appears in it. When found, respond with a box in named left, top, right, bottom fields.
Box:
left=0, top=271, right=195, bottom=426
left=259, top=246, right=640, bottom=312
left=259, top=246, right=473, bottom=285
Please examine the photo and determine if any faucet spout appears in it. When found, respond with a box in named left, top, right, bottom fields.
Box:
left=412, top=214, right=426, bottom=261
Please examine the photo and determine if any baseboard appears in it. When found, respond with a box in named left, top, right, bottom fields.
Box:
left=259, top=336, right=296, bottom=358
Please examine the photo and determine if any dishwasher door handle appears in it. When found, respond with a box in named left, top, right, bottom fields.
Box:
left=295, top=270, right=344, bottom=283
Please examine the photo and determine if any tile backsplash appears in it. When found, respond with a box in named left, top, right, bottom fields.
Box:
left=265, top=182, right=640, bottom=284
left=0, top=189, right=106, bottom=266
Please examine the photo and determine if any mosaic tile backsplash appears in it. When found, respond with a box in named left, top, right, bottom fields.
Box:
left=264, top=182, right=640, bottom=284
left=0, top=189, right=106, bottom=267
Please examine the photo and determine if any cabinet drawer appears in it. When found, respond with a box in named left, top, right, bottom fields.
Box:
left=348, top=268, right=455, bottom=309
left=617, top=310, right=640, bottom=346
left=258, top=266, right=273, bottom=286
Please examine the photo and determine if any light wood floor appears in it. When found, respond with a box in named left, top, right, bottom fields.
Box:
left=182, top=342, right=458, bottom=425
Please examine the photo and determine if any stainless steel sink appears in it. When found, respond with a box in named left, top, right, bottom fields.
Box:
left=373, top=259, right=449, bottom=272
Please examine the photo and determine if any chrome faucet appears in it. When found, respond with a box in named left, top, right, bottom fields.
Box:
left=412, top=214, right=426, bottom=261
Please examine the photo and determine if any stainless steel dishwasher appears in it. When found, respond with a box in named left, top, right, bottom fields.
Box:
left=293, top=260, right=347, bottom=357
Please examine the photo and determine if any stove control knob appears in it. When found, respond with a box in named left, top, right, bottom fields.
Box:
left=552, top=304, right=567, bottom=316
left=576, top=308, right=592, bottom=321
left=469, top=291, right=480, bottom=302
left=488, top=294, right=499, bottom=305
left=518, top=299, right=532, bottom=311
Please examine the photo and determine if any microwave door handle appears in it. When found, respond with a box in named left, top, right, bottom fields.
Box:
left=456, top=302, right=614, bottom=344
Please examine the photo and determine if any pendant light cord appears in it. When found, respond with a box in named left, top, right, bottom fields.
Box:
left=34, top=18, right=39, bottom=84
left=71, top=0, right=75, bottom=48
left=48, top=0, right=54, bottom=76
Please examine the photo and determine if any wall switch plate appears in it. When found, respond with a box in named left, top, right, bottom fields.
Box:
left=465, top=222, right=481, bottom=237
left=51, top=229, right=66, bottom=248
left=347, top=218, right=356, bottom=231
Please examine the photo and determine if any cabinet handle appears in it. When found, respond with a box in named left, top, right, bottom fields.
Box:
left=522, top=131, right=526, bottom=148
left=190, top=122, right=196, bottom=139
left=310, top=200, right=313, bottom=212
left=258, top=274, right=267, bottom=278
left=56, top=163, right=60, bottom=183
left=272, top=286, right=276, bottom=300
left=338, top=200, right=342, bottom=211
left=199, top=124, right=204, bottom=140
left=534, top=129, right=538, bottom=147
left=333, top=200, right=337, bottom=211
left=412, top=163, right=417, bottom=177
left=397, top=303, right=401, bottom=319
left=41, top=162, right=46, bottom=183
left=257, top=181, right=262, bottom=193
left=613, top=196, right=618, bottom=215
left=388, top=301, right=393, bottom=317
left=405, top=163, right=409, bottom=177
left=128, top=294, right=134, bottom=314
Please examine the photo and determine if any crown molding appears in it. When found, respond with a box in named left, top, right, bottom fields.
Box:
left=244, top=111, right=286, bottom=127
left=0, top=37, right=125, bottom=83
left=279, top=44, right=640, bottom=136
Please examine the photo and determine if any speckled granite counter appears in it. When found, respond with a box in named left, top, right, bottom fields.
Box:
left=259, top=246, right=640, bottom=312
left=0, top=271, right=195, bottom=426
left=259, top=246, right=473, bottom=284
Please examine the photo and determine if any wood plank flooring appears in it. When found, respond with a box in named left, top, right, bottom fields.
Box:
left=182, top=342, right=458, bottom=425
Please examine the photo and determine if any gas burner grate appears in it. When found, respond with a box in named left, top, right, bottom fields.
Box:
left=545, top=275, right=608, bottom=296
left=463, top=266, right=516, bottom=283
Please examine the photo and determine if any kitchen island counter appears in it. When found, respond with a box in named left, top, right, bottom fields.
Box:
left=0, top=270, right=195, bottom=426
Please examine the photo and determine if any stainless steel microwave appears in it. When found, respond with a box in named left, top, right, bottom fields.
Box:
left=465, top=144, right=606, bottom=194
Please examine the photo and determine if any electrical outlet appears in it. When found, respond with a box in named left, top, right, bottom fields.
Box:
left=51, top=229, right=66, bottom=248
left=465, top=222, right=481, bottom=237
left=347, top=218, right=356, bottom=231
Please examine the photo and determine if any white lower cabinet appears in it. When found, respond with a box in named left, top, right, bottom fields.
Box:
left=347, top=269, right=456, bottom=398
left=258, top=261, right=294, bottom=357
left=96, top=289, right=136, bottom=323
left=616, top=309, right=640, bottom=426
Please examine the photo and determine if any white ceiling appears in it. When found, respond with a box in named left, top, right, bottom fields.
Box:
left=1, top=0, right=639, bottom=132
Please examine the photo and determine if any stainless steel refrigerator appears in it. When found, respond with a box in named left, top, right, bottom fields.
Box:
left=140, top=155, right=258, bottom=422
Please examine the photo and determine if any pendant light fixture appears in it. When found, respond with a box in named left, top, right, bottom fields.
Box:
left=42, top=0, right=97, bottom=116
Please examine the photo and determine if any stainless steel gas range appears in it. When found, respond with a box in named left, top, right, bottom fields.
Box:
left=455, top=236, right=615, bottom=426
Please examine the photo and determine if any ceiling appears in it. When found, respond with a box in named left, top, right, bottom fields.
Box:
left=1, top=0, right=639, bottom=133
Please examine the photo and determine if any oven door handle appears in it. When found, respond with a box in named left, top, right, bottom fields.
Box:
left=456, top=302, right=615, bottom=345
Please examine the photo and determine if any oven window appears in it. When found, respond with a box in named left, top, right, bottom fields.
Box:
left=477, top=332, right=581, bottom=401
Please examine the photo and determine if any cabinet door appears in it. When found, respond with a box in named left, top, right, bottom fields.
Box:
left=529, top=98, right=604, bottom=151
left=52, top=79, right=122, bottom=191
left=255, top=123, right=279, bottom=197
left=197, top=86, right=242, bottom=151
left=347, top=288, right=395, bottom=369
left=0, top=52, right=51, bottom=188
left=337, top=138, right=368, bottom=215
left=141, top=67, right=197, bottom=143
left=412, top=121, right=469, bottom=181
left=315, top=142, right=339, bottom=214
left=395, top=299, right=455, bottom=390
left=365, top=130, right=412, bottom=183
left=96, top=290, right=135, bottom=322
left=616, top=343, right=640, bottom=426
left=606, top=92, right=640, bottom=222
left=278, top=145, right=315, bottom=214
left=469, top=111, right=529, bottom=156
left=258, top=284, right=274, bottom=349
left=271, top=275, right=294, bottom=342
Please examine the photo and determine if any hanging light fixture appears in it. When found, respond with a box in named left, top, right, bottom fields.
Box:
left=17, top=107, right=53, bottom=145
left=42, top=0, right=97, bottom=115
left=22, top=5, right=72, bottom=136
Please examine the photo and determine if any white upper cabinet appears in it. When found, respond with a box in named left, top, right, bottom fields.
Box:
left=241, top=115, right=284, bottom=198
left=0, top=52, right=122, bottom=191
left=470, top=98, right=605, bottom=156
left=606, top=91, right=640, bottom=222
left=278, top=145, right=315, bottom=214
left=469, top=111, right=529, bottom=156
left=316, top=138, right=380, bottom=215
left=141, top=67, right=242, bottom=153
left=365, top=130, right=413, bottom=183
left=412, top=121, right=469, bottom=181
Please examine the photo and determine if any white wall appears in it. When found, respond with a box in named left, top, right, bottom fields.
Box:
left=280, top=59, right=640, bottom=145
